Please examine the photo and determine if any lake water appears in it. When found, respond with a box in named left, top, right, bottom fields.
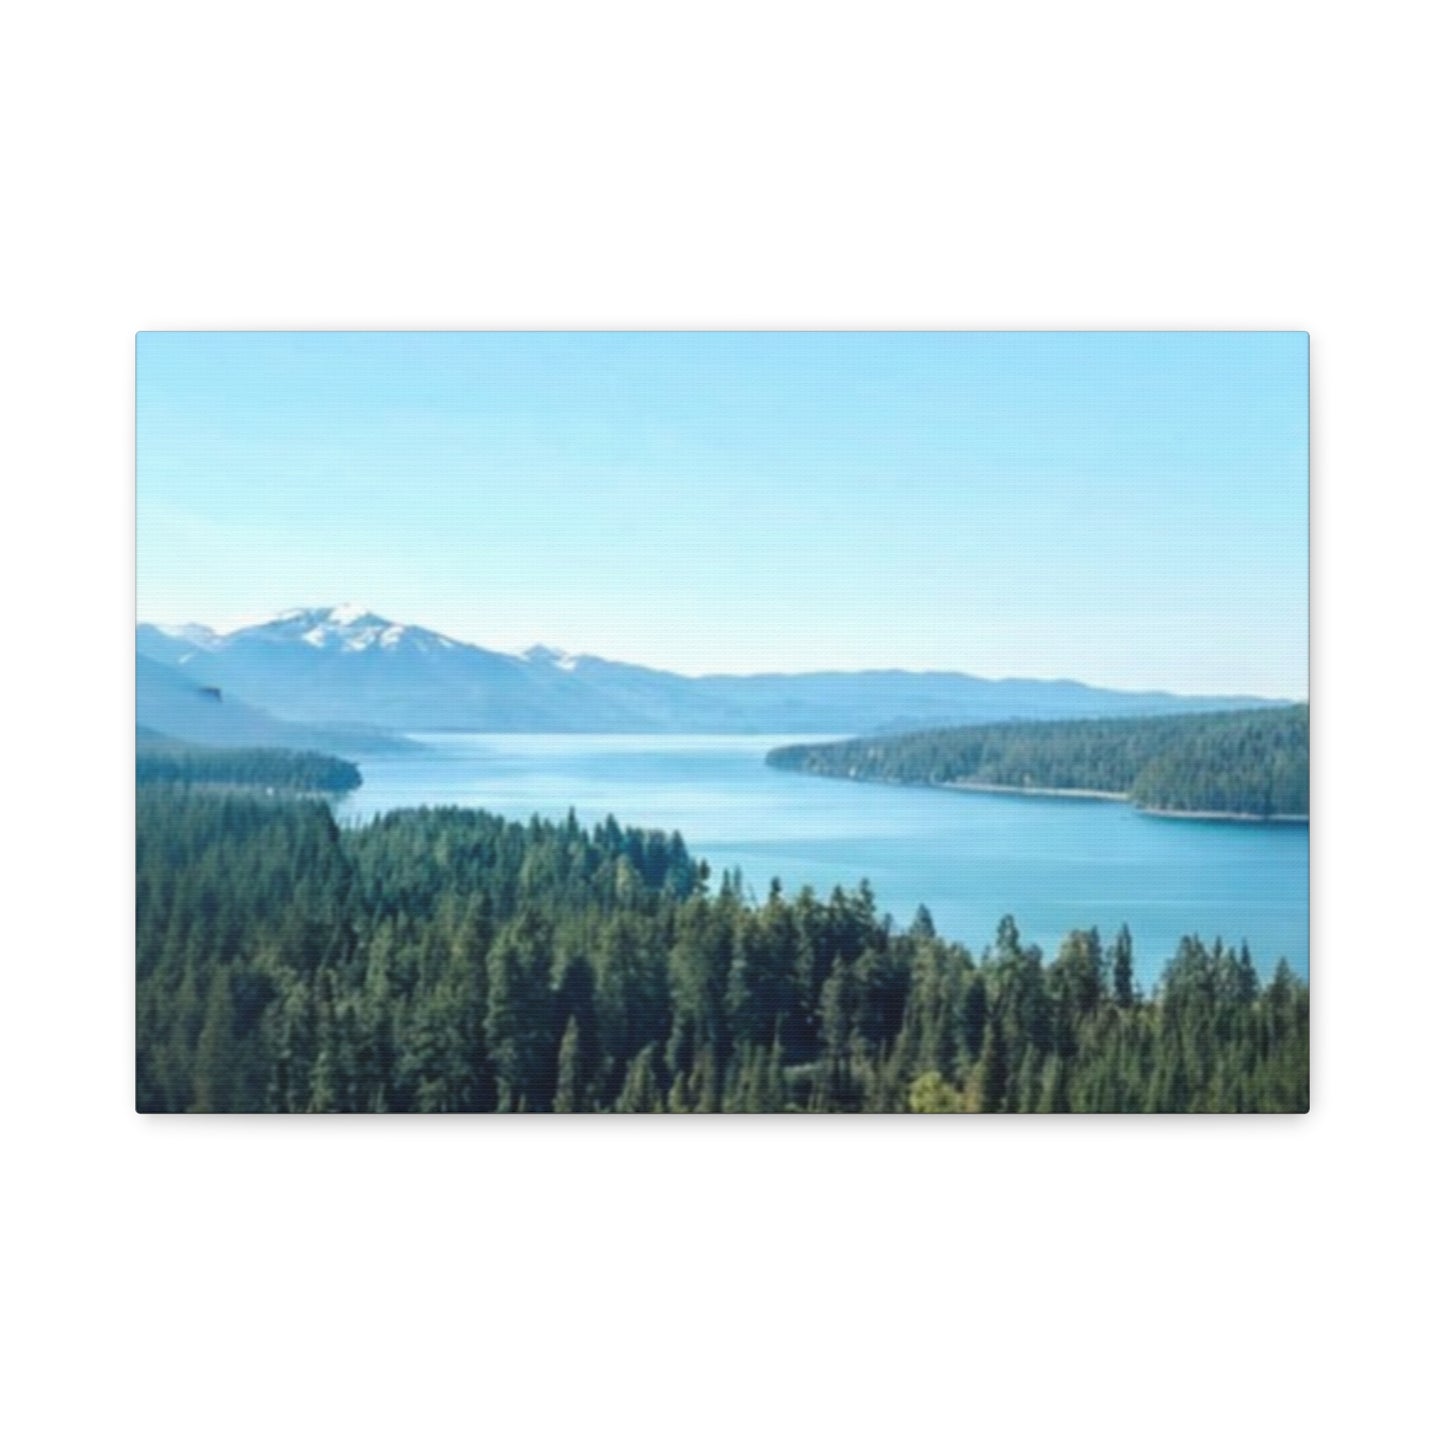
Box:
left=334, top=733, right=1309, bottom=990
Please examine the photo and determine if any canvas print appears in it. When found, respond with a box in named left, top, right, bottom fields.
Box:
left=136, top=332, right=1309, bottom=1113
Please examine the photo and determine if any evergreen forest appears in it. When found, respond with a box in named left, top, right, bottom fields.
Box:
left=136, top=772, right=1309, bottom=1113
left=136, top=734, right=363, bottom=793
left=768, top=705, right=1308, bottom=819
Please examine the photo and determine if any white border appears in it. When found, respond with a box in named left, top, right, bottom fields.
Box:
left=7, top=4, right=1439, bottom=1442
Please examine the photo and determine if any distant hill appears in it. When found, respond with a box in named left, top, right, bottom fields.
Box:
left=135, top=652, right=414, bottom=755
left=137, top=605, right=1287, bottom=734
left=767, top=705, right=1309, bottom=819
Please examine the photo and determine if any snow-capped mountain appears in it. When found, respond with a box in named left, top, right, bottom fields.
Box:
left=137, top=607, right=590, bottom=730
left=155, top=605, right=462, bottom=656
left=137, top=606, right=1283, bottom=734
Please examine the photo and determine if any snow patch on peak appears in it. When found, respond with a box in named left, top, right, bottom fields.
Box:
left=262, top=605, right=401, bottom=650
left=522, top=643, right=582, bottom=670
left=228, top=606, right=474, bottom=655
left=156, top=623, right=219, bottom=647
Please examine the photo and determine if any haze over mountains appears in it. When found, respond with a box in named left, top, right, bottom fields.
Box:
left=136, top=605, right=1287, bottom=747
left=136, top=650, right=420, bottom=754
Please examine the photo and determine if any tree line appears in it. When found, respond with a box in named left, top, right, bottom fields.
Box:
left=136, top=734, right=362, bottom=793
left=767, top=705, right=1308, bottom=818
left=136, top=783, right=1308, bottom=1112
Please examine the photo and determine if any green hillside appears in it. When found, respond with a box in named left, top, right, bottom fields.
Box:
left=768, top=705, right=1308, bottom=819
left=136, top=785, right=1307, bottom=1113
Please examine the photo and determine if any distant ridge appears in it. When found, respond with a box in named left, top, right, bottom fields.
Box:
left=137, top=605, right=1291, bottom=735
left=135, top=651, right=417, bottom=755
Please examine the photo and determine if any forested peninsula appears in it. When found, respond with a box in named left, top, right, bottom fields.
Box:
left=137, top=778, right=1309, bottom=1113
left=136, top=733, right=362, bottom=793
left=767, top=705, right=1308, bottom=820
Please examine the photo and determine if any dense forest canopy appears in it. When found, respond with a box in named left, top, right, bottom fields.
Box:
left=135, top=735, right=362, bottom=793
left=767, top=705, right=1309, bottom=819
left=136, top=783, right=1308, bottom=1112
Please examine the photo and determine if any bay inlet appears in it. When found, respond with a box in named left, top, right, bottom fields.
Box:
left=334, top=733, right=1309, bottom=991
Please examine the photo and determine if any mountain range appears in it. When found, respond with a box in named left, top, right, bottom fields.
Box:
left=135, top=605, right=1286, bottom=746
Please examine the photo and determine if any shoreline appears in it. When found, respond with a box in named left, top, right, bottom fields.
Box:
left=940, top=780, right=1128, bottom=803
left=1136, top=806, right=1308, bottom=824
left=797, top=771, right=1308, bottom=824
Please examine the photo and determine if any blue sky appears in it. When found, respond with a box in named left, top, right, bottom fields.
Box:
left=137, top=332, right=1308, bottom=697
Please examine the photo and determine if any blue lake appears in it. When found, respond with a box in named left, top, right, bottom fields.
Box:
left=334, top=733, right=1309, bottom=990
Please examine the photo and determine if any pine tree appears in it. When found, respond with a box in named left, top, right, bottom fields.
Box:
left=485, top=912, right=555, bottom=1112
left=1037, top=1054, right=1069, bottom=1113
left=977, top=1018, right=1008, bottom=1114
left=691, top=1044, right=721, bottom=1114
left=1111, top=924, right=1135, bottom=1008
left=192, top=969, right=236, bottom=1112
left=553, top=1016, right=589, bottom=1113
left=615, top=1043, right=665, bottom=1113
left=960, top=973, right=988, bottom=1062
